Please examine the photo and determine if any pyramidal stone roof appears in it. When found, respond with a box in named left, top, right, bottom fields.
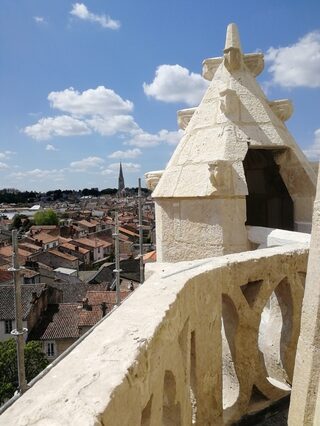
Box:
left=153, top=23, right=316, bottom=199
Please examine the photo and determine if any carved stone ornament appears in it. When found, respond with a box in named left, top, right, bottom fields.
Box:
left=219, top=89, right=238, bottom=117
left=177, top=108, right=196, bottom=130
left=208, top=160, right=233, bottom=194
left=269, top=99, right=293, bottom=121
left=144, top=170, right=164, bottom=191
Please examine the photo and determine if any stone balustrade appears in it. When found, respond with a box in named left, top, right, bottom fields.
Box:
left=0, top=243, right=308, bottom=425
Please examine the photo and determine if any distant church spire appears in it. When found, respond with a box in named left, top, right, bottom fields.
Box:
left=118, top=162, right=125, bottom=195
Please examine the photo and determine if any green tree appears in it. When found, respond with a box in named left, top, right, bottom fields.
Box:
left=21, top=217, right=32, bottom=232
left=11, top=214, right=22, bottom=230
left=33, top=209, right=59, bottom=226
left=0, top=339, right=49, bottom=404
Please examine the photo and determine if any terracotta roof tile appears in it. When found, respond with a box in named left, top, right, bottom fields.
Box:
left=77, top=220, right=96, bottom=228
left=60, top=242, right=90, bottom=255
left=32, top=233, right=59, bottom=244
left=0, top=284, right=47, bottom=320
left=79, top=291, right=129, bottom=327
left=48, top=249, right=78, bottom=261
left=29, top=303, right=80, bottom=340
left=0, top=270, right=13, bottom=284
left=119, top=227, right=139, bottom=237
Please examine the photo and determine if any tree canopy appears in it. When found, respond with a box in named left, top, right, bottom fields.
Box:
left=0, top=339, right=49, bottom=404
left=33, top=209, right=59, bottom=226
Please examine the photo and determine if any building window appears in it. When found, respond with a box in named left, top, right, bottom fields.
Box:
left=46, top=342, right=55, bottom=357
left=4, top=320, right=13, bottom=334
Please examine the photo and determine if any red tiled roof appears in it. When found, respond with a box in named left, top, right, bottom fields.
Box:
left=77, top=220, right=96, bottom=228
left=22, top=268, right=40, bottom=278
left=0, top=270, right=13, bottom=284
left=19, top=242, right=42, bottom=251
left=30, top=225, right=58, bottom=231
left=32, top=233, right=59, bottom=244
left=72, top=238, right=112, bottom=249
left=119, top=227, right=139, bottom=237
left=58, top=237, right=72, bottom=244
left=143, top=250, right=157, bottom=262
left=79, top=291, right=129, bottom=327
left=61, top=242, right=90, bottom=255
left=0, top=246, right=31, bottom=261
left=36, top=303, right=80, bottom=340
left=48, top=249, right=78, bottom=261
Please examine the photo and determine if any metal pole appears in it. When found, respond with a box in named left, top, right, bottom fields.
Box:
left=138, top=178, right=145, bottom=284
left=9, top=230, right=28, bottom=394
left=112, top=213, right=121, bottom=306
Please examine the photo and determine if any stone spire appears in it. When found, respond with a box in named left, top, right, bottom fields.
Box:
left=118, top=162, right=125, bottom=194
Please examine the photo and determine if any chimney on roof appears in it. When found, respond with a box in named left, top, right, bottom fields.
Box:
left=75, top=245, right=79, bottom=252
left=82, top=297, right=91, bottom=310
left=101, top=302, right=107, bottom=317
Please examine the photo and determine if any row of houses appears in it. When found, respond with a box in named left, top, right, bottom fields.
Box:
left=0, top=196, right=156, bottom=359
left=0, top=280, right=132, bottom=360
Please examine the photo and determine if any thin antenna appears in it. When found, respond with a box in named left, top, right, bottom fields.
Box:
left=113, top=212, right=121, bottom=306
left=8, top=230, right=28, bottom=394
left=138, top=178, right=144, bottom=284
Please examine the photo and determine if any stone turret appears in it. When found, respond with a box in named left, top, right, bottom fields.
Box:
left=147, top=23, right=316, bottom=263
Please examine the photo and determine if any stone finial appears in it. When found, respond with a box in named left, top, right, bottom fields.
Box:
left=224, top=23, right=243, bottom=72
left=224, top=23, right=242, bottom=52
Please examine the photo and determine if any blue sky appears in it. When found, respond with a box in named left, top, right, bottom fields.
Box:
left=1, top=0, right=319, bottom=191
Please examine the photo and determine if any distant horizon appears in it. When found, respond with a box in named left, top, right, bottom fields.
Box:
left=0, top=186, right=149, bottom=195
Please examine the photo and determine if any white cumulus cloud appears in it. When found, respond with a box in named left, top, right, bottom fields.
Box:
left=0, top=151, right=15, bottom=160
left=101, top=168, right=114, bottom=176
left=46, top=144, right=59, bottom=151
left=23, top=85, right=181, bottom=149
left=87, top=115, right=138, bottom=136
left=0, top=162, right=9, bottom=170
left=127, top=129, right=183, bottom=148
left=70, top=3, right=120, bottom=30
left=34, top=16, right=46, bottom=24
left=11, top=169, right=65, bottom=180
left=109, top=162, right=140, bottom=173
left=24, top=115, right=91, bottom=140
left=265, top=31, right=320, bottom=88
left=48, top=86, right=133, bottom=117
left=143, top=64, right=209, bottom=106
left=303, top=129, right=320, bottom=160
left=70, top=156, right=105, bottom=171
left=108, top=148, right=142, bottom=159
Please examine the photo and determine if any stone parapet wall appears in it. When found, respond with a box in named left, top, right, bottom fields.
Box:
left=0, top=244, right=308, bottom=425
